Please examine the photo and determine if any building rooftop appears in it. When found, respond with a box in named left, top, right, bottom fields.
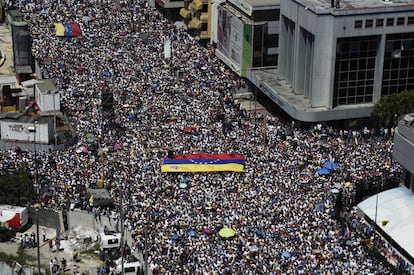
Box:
left=244, top=0, right=280, bottom=7
left=294, top=0, right=414, bottom=14
left=397, top=113, right=414, bottom=140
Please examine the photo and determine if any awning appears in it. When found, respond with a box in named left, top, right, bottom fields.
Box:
left=179, top=8, right=191, bottom=19
left=358, top=186, right=414, bottom=259
left=189, top=17, right=202, bottom=29
left=192, top=0, right=203, bottom=10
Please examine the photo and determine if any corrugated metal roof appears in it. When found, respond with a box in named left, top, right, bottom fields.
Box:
left=358, top=186, right=414, bottom=259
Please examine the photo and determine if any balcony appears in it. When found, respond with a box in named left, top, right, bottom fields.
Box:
left=191, top=0, right=203, bottom=11
left=188, top=17, right=202, bottom=29
left=200, top=12, right=208, bottom=22
left=179, top=8, right=191, bottom=19
left=200, top=31, right=210, bottom=39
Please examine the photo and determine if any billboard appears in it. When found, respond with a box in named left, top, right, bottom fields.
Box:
left=217, top=6, right=244, bottom=71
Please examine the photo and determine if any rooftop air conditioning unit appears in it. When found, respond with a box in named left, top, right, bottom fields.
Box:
left=403, top=113, right=414, bottom=125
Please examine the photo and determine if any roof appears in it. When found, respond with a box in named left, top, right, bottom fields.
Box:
left=87, top=188, right=111, bottom=200
left=244, top=0, right=280, bottom=6
left=36, top=79, right=57, bottom=93
left=0, top=113, right=52, bottom=123
left=358, top=186, right=414, bottom=260
left=297, top=0, right=414, bottom=9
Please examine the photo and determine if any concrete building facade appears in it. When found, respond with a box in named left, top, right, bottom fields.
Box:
left=247, top=0, right=414, bottom=121
left=393, top=113, right=414, bottom=192
left=215, top=0, right=280, bottom=77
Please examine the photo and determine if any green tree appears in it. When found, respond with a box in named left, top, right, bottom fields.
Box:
left=372, top=90, right=414, bottom=127
left=0, top=169, right=34, bottom=205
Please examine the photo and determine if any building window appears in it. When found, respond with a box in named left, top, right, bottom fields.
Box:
left=408, top=17, right=414, bottom=25
left=252, top=9, right=280, bottom=21
left=387, top=18, right=394, bottom=26
left=397, top=17, right=405, bottom=26
left=365, top=19, right=373, bottom=28
left=354, top=20, right=363, bottom=29
left=382, top=32, right=414, bottom=97
left=333, top=35, right=380, bottom=107
left=376, top=19, right=384, bottom=27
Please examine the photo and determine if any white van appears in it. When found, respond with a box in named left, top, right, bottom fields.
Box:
left=116, top=261, right=142, bottom=275
left=99, top=232, right=121, bottom=260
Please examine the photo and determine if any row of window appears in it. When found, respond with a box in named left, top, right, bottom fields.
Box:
left=355, top=17, right=414, bottom=29
left=334, top=95, right=373, bottom=105
left=336, top=87, right=374, bottom=97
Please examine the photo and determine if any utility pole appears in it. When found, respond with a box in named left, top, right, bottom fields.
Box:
left=53, top=92, right=58, bottom=148
left=29, top=120, right=40, bottom=275
left=120, top=183, right=124, bottom=275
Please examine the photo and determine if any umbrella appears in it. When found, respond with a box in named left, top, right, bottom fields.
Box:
left=345, top=181, right=352, bottom=187
left=143, top=165, right=151, bottom=170
left=171, top=234, right=181, bottom=240
left=188, top=230, right=197, bottom=237
left=282, top=251, right=291, bottom=258
left=256, top=229, right=265, bottom=237
left=315, top=203, right=324, bottom=212
left=218, top=227, right=236, bottom=238
left=179, top=182, right=187, bottom=189
left=103, top=70, right=112, bottom=77
left=184, top=127, right=195, bottom=133
left=82, top=16, right=92, bottom=23
left=325, top=160, right=338, bottom=170
left=76, top=146, right=88, bottom=154
left=114, top=144, right=123, bottom=150
left=318, top=168, right=331, bottom=175
left=202, top=227, right=213, bottom=235
left=331, top=188, right=340, bottom=194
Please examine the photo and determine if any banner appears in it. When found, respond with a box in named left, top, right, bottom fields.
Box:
left=164, top=39, right=171, bottom=60
left=161, top=153, right=245, bottom=172
left=54, top=23, right=82, bottom=37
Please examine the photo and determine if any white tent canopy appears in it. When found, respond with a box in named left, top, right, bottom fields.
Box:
left=358, top=186, right=414, bottom=257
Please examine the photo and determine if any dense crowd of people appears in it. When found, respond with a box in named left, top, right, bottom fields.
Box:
left=1, top=0, right=413, bottom=273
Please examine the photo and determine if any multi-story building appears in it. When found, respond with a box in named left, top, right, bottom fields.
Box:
left=180, top=0, right=211, bottom=39
left=215, top=0, right=280, bottom=77
left=246, top=0, right=414, bottom=122
left=358, top=113, right=414, bottom=264
left=393, top=113, right=414, bottom=191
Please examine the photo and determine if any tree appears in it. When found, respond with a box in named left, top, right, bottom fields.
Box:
left=372, top=90, right=414, bottom=127
left=0, top=169, right=34, bottom=205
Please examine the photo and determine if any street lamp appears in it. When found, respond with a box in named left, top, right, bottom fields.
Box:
left=28, top=120, right=40, bottom=275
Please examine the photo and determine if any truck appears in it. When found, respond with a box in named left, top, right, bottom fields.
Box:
left=99, top=232, right=121, bottom=260
left=0, top=205, right=28, bottom=230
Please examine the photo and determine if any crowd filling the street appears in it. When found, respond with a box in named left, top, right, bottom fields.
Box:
left=1, top=0, right=414, bottom=274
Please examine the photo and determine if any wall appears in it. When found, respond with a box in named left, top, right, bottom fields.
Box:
left=0, top=120, right=51, bottom=144
left=28, top=208, right=61, bottom=231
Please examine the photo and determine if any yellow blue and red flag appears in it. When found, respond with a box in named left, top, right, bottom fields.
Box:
left=161, top=153, right=245, bottom=172
left=54, top=22, right=82, bottom=37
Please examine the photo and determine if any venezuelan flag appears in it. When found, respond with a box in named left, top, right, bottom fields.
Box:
left=161, top=153, right=245, bottom=172
left=55, top=22, right=82, bottom=37
left=54, top=23, right=65, bottom=36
